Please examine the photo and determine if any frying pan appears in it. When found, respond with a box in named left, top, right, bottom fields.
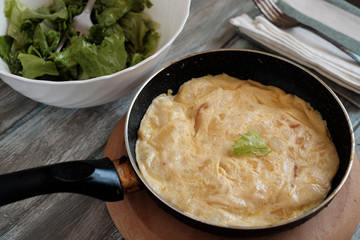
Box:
left=0, top=49, right=354, bottom=236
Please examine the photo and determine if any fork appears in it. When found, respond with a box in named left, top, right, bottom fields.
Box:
left=56, top=0, right=96, bottom=52
left=73, top=0, right=97, bottom=37
left=252, top=0, right=360, bottom=64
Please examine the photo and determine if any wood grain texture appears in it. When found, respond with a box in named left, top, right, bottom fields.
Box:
left=0, top=0, right=359, bottom=239
left=105, top=117, right=360, bottom=240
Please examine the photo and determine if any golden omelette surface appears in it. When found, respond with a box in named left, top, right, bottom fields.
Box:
left=135, top=74, right=339, bottom=226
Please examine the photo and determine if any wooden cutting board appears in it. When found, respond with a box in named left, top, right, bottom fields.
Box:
left=104, top=116, right=360, bottom=240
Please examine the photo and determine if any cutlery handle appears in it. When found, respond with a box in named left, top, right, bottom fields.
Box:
left=302, top=24, right=360, bottom=64
left=0, top=158, right=123, bottom=206
left=84, top=0, right=97, bottom=13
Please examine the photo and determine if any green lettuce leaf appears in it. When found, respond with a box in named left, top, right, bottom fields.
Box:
left=0, top=36, right=22, bottom=75
left=22, top=0, right=68, bottom=21
left=88, top=23, right=124, bottom=45
left=54, top=34, right=128, bottom=79
left=96, top=0, right=130, bottom=26
left=128, top=0, right=147, bottom=12
left=33, top=24, right=48, bottom=57
left=232, top=130, right=272, bottom=156
left=120, top=11, right=159, bottom=58
left=18, top=53, right=59, bottom=78
left=4, top=0, right=28, bottom=48
left=120, top=12, right=148, bottom=52
left=32, top=23, right=60, bottom=58
left=143, top=31, right=159, bottom=57
left=0, top=35, right=13, bottom=63
left=145, top=0, right=153, bottom=8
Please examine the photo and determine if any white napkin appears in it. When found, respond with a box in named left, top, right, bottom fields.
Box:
left=230, top=0, right=360, bottom=106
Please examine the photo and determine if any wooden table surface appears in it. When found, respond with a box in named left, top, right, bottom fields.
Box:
left=0, top=0, right=359, bottom=239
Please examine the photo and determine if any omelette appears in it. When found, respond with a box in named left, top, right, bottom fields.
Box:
left=135, top=74, right=339, bottom=226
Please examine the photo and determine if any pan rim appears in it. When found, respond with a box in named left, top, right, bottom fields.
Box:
left=124, top=48, right=355, bottom=230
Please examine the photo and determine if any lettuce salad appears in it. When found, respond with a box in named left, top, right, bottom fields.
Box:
left=0, top=0, right=159, bottom=80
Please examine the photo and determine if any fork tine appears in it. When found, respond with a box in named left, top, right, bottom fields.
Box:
left=267, top=0, right=299, bottom=27
left=253, top=0, right=294, bottom=28
left=253, top=0, right=277, bottom=23
left=56, top=32, right=68, bottom=52
left=254, top=0, right=288, bottom=27
left=262, top=0, right=289, bottom=27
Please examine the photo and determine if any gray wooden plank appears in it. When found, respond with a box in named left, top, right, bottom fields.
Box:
left=0, top=81, right=42, bottom=134
left=2, top=194, right=123, bottom=240
left=161, top=0, right=255, bottom=64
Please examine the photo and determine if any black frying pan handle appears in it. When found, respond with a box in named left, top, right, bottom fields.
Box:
left=0, top=158, right=123, bottom=206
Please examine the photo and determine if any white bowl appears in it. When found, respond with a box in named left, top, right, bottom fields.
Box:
left=0, top=0, right=190, bottom=108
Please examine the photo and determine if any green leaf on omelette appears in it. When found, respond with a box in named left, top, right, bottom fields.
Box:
left=232, top=130, right=272, bottom=156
